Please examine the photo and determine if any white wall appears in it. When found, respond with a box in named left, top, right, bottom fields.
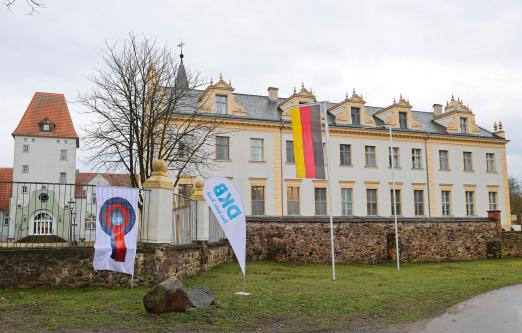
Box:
left=432, top=144, right=505, bottom=219
left=191, top=128, right=507, bottom=223
left=13, top=136, right=77, bottom=184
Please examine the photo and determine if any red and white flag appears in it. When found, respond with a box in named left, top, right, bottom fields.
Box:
left=93, top=186, right=139, bottom=275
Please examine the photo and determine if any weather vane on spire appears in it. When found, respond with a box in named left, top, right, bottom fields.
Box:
left=177, top=39, right=185, bottom=60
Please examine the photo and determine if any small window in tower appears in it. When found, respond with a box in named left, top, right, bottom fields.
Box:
left=40, top=121, right=54, bottom=132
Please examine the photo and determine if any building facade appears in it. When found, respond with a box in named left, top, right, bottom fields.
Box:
left=174, top=75, right=510, bottom=226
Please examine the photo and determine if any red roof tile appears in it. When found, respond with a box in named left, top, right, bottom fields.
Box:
left=12, top=92, right=79, bottom=146
left=0, top=168, right=13, bottom=210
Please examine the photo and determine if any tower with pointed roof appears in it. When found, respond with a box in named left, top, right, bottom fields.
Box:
left=12, top=92, right=78, bottom=184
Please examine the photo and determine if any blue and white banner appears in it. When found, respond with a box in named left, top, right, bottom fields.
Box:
left=204, top=177, right=246, bottom=277
left=94, top=186, right=139, bottom=275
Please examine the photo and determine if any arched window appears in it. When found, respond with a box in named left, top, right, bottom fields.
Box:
left=33, top=211, right=53, bottom=235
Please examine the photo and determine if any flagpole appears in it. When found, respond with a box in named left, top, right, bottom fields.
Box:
left=322, top=101, right=337, bottom=281
left=388, top=125, right=401, bottom=271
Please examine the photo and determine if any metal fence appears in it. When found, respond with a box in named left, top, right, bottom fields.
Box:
left=209, top=207, right=226, bottom=243
left=171, top=193, right=226, bottom=245
left=0, top=181, right=151, bottom=248
left=172, top=192, right=197, bottom=245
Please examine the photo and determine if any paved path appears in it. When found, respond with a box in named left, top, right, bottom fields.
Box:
left=422, top=284, right=522, bottom=333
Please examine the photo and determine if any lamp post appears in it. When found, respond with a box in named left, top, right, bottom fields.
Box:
left=68, top=199, right=77, bottom=246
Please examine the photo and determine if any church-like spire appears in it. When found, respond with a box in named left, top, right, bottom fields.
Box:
left=175, top=40, right=188, bottom=89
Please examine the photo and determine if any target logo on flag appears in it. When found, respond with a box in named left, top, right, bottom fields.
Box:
left=94, top=187, right=139, bottom=275
left=98, top=197, right=136, bottom=262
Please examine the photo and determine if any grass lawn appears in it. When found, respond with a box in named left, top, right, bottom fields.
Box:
left=1, top=258, right=522, bottom=332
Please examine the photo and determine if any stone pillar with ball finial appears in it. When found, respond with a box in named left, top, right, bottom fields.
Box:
left=142, top=159, right=174, bottom=243
left=191, top=178, right=210, bottom=242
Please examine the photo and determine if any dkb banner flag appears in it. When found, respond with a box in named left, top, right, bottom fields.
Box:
left=290, top=104, right=325, bottom=179
left=203, top=177, right=246, bottom=277
left=94, top=186, right=139, bottom=275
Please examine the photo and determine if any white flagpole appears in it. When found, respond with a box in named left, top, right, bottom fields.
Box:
left=388, top=125, right=401, bottom=271
left=322, top=101, right=337, bottom=281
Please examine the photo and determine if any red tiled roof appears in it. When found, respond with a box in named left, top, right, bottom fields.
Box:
left=12, top=92, right=79, bottom=145
left=75, top=172, right=134, bottom=197
left=0, top=168, right=13, bottom=210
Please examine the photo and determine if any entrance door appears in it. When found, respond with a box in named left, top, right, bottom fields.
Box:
left=33, top=212, right=53, bottom=235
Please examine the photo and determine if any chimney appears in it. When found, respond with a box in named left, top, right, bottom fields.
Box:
left=433, top=104, right=443, bottom=116
left=268, top=87, right=279, bottom=102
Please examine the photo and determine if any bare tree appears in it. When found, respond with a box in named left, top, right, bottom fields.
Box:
left=4, top=0, right=44, bottom=14
left=80, top=34, right=225, bottom=188
left=509, top=176, right=522, bottom=217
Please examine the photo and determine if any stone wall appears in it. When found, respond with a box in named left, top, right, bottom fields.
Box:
left=246, top=216, right=500, bottom=263
left=0, top=241, right=233, bottom=289
left=500, top=231, right=522, bottom=257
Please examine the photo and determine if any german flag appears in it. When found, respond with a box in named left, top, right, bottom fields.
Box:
left=290, top=105, right=325, bottom=179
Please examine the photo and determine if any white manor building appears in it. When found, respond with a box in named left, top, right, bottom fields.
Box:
left=170, top=65, right=510, bottom=227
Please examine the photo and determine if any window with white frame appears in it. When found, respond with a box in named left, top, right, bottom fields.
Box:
left=250, top=138, right=264, bottom=161
left=399, top=112, right=408, bottom=129
left=341, top=188, right=353, bottom=216
left=59, top=172, right=67, bottom=184
left=463, top=152, right=473, bottom=171
left=84, top=213, right=96, bottom=229
left=486, top=153, right=496, bottom=172
left=414, top=190, right=424, bottom=216
left=411, top=148, right=422, bottom=169
left=178, top=135, right=193, bottom=158
left=22, top=165, right=29, bottom=173
left=251, top=186, right=265, bottom=215
left=351, top=107, right=361, bottom=125
left=287, top=186, right=300, bottom=215
left=314, top=188, right=327, bottom=215
left=215, top=95, right=228, bottom=114
left=3, top=216, right=8, bottom=225
left=366, top=189, right=378, bottom=216
left=460, top=117, right=468, bottom=133
left=40, top=122, right=52, bottom=132
left=465, top=191, right=475, bottom=216
left=178, top=184, right=192, bottom=207
left=441, top=190, right=451, bottom=216
left=286, top=141, right=295, bottom=163
left=22, top=144, right=29, bottom=153
left=60, top=149, right=68, bottom=161
left=439, top=150, right=449, bottom=170
left=365, top=146, right=376, bottom=167
left=21, top=185, right=28, bottom=194
left=340, top=144, right=351, bottom=166
left=390, top=189, right=401, bottom=216
left=488, top=192, right=498, bottom=211
left=388, top=147, right=400, bottom=168
left=215, top=136, right=230, bottom=160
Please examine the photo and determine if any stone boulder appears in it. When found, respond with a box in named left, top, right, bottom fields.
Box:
left=186, top=288, right=216, bottom=309
left=143, top=277, right=188, bottom=314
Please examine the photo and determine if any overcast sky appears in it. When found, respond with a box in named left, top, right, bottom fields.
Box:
left=1, top=0, right=521, bottom=177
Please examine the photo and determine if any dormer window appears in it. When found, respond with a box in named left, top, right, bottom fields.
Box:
left=399, top=112, right=408, bottom=129
left=215, top=95, right=228, bottom=114
left=39, top=120, right=54, bottom=132
left=351, top=107, right=361, bottom=125
left=460, top=117, right=468, bottom=133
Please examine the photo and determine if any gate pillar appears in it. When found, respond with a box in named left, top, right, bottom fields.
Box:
left=142, top=160, right=174, bottom=243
